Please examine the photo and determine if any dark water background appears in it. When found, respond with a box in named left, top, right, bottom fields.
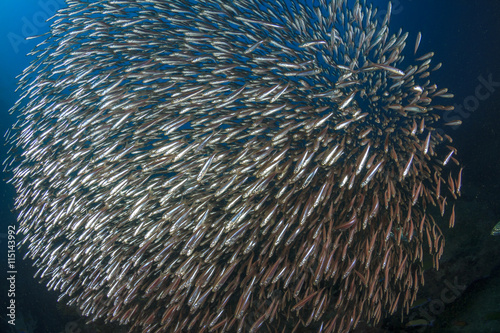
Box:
left=0, top=1, right=499, bottom=332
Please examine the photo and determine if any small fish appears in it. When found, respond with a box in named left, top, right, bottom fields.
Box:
left=339, top=90, right=357, bottom=110
left=406, top=319, right=430, bottom=327
left=444, top=120, right=462, bottom=126
left=416, top=51, right=434, bottom=61
left=414, top=32, right=422, bottom=55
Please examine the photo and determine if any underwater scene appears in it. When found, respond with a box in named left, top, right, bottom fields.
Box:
left=0, top=0, right=499, bottom=332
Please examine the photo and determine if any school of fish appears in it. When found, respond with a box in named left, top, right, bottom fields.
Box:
left=6, top=0, right=462, bottom=332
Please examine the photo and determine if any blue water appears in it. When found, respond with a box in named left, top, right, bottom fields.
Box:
left=1, top=1, right=499, bottom=332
